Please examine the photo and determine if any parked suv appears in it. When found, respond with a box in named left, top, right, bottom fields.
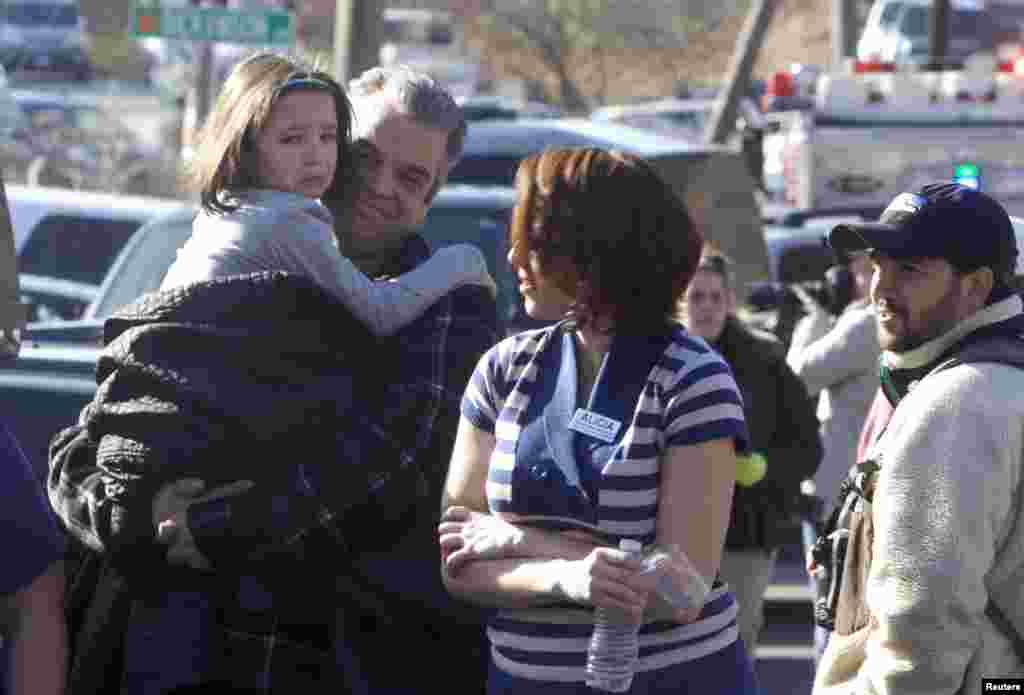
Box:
left=446, top=117, right=771, bottom=297
left=0, top=0, right=90, bottom=82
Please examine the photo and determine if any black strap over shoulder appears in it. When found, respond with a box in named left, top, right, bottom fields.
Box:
left=933, top=334, right=1024, bottom=374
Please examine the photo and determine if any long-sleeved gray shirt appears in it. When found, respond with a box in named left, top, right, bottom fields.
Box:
left=161, top=189, right=491, bottom=336
left=786, top=298, right=880, bottom=509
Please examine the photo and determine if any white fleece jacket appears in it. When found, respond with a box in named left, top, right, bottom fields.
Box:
left=813, top=295, right=1024, bottom=695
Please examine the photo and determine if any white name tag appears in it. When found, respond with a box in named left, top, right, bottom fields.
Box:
left=568, top=408, right=622, bottom=443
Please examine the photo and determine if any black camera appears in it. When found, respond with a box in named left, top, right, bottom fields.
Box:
left=748, top=265, right=854, bottom=318
left=745, top=265, right=855, bottom=347
left=808, top=459, right=879, bottom=631
left=810, top=527, right=849, bottom=631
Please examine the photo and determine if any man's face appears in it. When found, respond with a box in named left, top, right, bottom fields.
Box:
left=869, top=252, right=973, bottom=352
left=506, top=240, right=577, bottom=322
left=347, top=101, right=448, bottom=257
left=680, top=270, right=734, bottom=342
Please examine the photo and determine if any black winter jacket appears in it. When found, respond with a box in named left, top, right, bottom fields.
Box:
left=713, top=317, right=823, bottom=549
left=60, top=270, right=423, bottom=566
left=49, top=271, right=481, bottom=694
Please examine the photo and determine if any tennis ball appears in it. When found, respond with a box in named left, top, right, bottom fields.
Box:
left=735, top=452, right=767, bottom=487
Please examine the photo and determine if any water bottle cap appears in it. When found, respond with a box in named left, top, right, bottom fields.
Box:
left=619, top=539, right=643, bottom=553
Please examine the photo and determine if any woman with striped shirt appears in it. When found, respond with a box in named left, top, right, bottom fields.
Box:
left=439, top=147, right=760, bottom=693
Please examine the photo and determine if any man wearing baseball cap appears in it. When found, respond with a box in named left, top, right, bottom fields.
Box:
left=811, top=182, right=1024, bottom=695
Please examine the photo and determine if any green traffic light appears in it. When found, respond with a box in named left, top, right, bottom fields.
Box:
left=954, top=162, right=979, bottom=178
left=953, top=162, right=981, bottom=190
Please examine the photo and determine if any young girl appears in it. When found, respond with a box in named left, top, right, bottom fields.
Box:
left=161, top=51, right=493, bottom=335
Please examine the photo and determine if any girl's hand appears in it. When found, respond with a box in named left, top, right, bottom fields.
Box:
left=157, top=513, right=212, bottom=571
left=438, top=506, right=526, bottom=573
left=152, top=478, right=254, bottom=570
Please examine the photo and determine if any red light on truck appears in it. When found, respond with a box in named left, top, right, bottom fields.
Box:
left=767, top=71, right=796, bottom=98
left=853, top=60, right=895, bottom=73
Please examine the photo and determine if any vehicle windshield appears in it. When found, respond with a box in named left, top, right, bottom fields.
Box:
left=419, top=205, right=517, bottom=325
left=879, top=2, right=905, bottom=28
left=89, top=216, right=193, bottom=320
left=662, top=110, right=708, bottom=130
left=899, top=6, right=927, bottom=37
left=1, top=3, right=77, bottom=26
left=898, top=3, right=1023, bottom=47
left=18, top=214, right=141, bottom=286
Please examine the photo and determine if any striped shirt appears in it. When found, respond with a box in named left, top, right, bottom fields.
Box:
left=461, top=321, right=749, bottom=682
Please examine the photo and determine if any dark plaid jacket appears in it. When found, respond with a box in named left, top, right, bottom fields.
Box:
left=48, top=237, right=499, bottom=694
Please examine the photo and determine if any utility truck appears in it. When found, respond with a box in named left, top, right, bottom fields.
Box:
left=777, top=52, right=1024, bottom=215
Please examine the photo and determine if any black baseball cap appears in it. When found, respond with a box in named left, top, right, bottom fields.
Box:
left=829, top=183, right=1018, bottom=283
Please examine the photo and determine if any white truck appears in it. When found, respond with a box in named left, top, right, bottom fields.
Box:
left=778, top=53, right=1024, bottom=216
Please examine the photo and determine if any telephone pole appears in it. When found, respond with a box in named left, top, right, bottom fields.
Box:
left=184, top=0, right=224, bottom=156
left=334, top=0, right=381, bottom=85
left=193, top=41, right=214, bottom=133
left=704, top=0, right=779, bottom=145
left=927, top=0, right=950, bottom=69
left=832, top=0, right=859, bottom=67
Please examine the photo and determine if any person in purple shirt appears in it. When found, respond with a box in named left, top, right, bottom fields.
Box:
left=0, top=421, right=65, bottom=695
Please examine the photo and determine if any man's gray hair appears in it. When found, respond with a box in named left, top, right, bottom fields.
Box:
left=348, top=65, right=467, bottom=171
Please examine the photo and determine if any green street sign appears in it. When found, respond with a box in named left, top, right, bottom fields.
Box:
left=131, top=3, right=294, bottom=46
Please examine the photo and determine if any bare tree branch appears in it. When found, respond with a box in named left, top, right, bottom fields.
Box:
left=476, top=0, right=745, bottom=112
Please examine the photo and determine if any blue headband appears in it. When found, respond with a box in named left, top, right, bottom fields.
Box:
left=274, top=76, right=333, bottom=98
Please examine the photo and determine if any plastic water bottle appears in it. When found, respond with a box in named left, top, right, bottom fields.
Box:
left=639, top=545, right=710, bottom=615
left=585, top=539, right=644, bottom=693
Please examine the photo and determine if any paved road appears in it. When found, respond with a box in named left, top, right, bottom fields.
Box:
left=754, top=543, right=818, bottom=694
